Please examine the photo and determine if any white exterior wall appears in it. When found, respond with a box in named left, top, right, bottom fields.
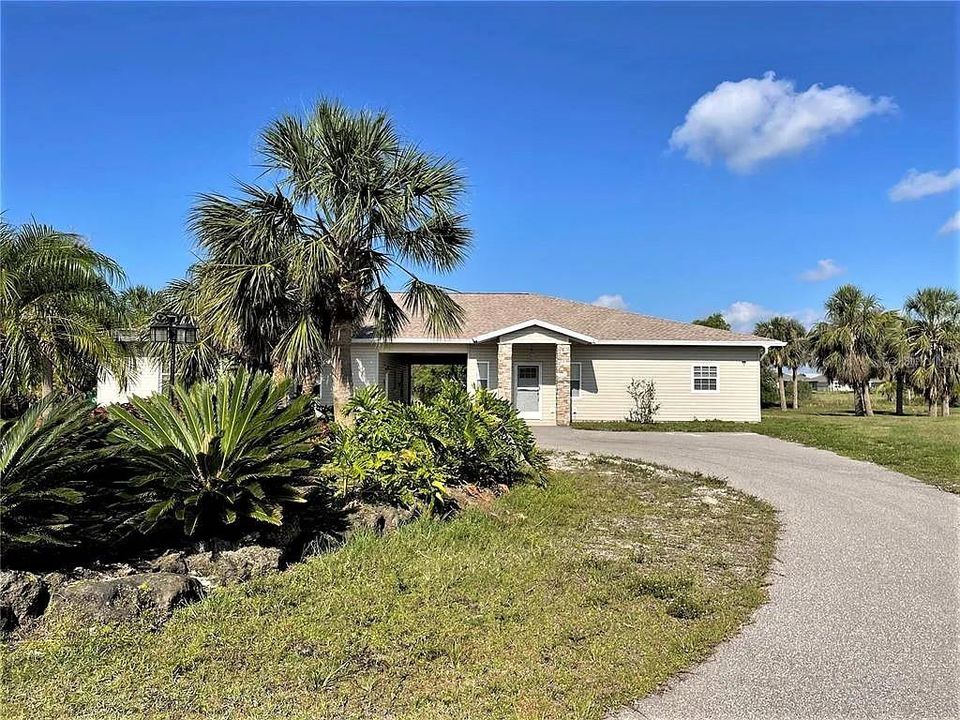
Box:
left=570, top=345, right=762, bottom=422
left=96, top=357, right=163, bottom=405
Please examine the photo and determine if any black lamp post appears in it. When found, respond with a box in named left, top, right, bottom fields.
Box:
left=149, top=312, right=198, bottom=399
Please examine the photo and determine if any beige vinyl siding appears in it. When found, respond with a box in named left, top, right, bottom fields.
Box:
left=571, top=345, right=761, bottom=423
left=314, top=345, right=380, bottom=406
left=467, top=344, right=498, bottom=391
left=511, top=343, right=557, bottom=425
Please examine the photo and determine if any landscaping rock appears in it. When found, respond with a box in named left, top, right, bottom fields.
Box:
left=345, top=502, right=415, bottom=538
left=179, top=545, right=282, bottom=585
left=0, top=570, right=50, bottom=632
left=54, top=572, right=203, bottom=624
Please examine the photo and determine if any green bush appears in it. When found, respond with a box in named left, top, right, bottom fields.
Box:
left=322, top=387, right=450, bottom=510
left=109, top=370, right=322, bottom=539
left=0, top=396, right=109, bottom=563
left=760, top=367, right=812, bottom=408
left=419, top=382, right=545, bottom=487
left=323, top=383, right=544, bottom=512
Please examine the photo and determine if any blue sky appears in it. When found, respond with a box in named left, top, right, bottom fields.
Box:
left=2, top=1, right=957, bottom=330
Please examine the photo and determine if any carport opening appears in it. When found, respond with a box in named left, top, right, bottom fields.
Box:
left=381, top=353, right=467, bottom=404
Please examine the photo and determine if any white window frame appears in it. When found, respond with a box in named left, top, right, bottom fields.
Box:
left=692, top=364, right=719, bottom=393
left=570, top=361, right=582, bottom=398
left=476, top=360, right=490, bottom=390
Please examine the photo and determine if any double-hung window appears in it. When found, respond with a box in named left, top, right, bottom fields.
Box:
left=476, top=361, right=490, bottom=389
left=692, top=365, right=718, bottom=392
left=571, top=362, right=582, bottom=398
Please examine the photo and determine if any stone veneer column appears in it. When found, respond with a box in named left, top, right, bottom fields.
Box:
left=555, top=342, right=571, bottom=426
left=497, top=343, right=513, bottom=404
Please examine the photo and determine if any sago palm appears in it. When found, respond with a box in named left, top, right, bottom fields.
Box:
left=808, top=285, right=896, bottom=416
left=904, top=287, right=960, bottom=416
left=0, top=395, right=109, bottom=559
left=0, top=220, right=128, bottom=403
left=109, top=369, right=321, bottom=538
left=189, top=100, right=471, bottom=422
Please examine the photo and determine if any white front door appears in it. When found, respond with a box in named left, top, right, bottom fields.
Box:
left=514, top=363, right=541, bottom=420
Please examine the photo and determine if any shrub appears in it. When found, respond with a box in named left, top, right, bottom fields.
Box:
left=625, top=378, right=660, bottom=423
left=109, top=370, right=322, bottom=539
left=323, top=383, right=545, bottom=512
left=419, top=382, right=545, bottom=487
left=322, top=387, right=449, bottom=510
left=0, top=396, right=109, bottom=561
left=760, top=367, right=813, bottom=408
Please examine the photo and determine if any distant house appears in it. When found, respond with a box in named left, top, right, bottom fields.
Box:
left=97, top=293, right=783, bottom=424
left=805, top=373, right=884, bottom=393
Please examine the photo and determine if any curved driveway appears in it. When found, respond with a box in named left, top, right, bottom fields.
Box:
left=533, top=427, right=960, bottom=720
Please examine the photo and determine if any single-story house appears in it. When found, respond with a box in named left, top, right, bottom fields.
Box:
left=805, top=373, right=884, bottom=393
left=98, top=293, right=782, bottom=424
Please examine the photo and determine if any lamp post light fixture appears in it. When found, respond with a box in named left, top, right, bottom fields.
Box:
left=149, top=312, right=198, bottom=399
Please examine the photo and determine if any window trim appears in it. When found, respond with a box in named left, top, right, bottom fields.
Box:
left=691, top=364, right=719, bottom=393
left=476, top=360, right=490, bottom=390
left=570, top=361, right=582, bottom=398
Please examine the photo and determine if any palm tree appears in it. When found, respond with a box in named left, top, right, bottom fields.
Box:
left=779, top=318, right=808, bottom=410
left=880, top=313, right=912, bottom=416
left=808, top=285, right=895, bottom=416
left=904, top=287, right=960, bottom=417
left=0, top=220, right=128, bottom=404
left=755, top=317, right=791, bottom=410
left=119, top=284, right=164, bottom=330
left=189, top=100, right=470, bottom=422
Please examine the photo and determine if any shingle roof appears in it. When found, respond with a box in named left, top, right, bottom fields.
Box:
left=357, top=293, right=779, bottom=345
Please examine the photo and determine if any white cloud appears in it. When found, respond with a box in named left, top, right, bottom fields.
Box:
left=592, top=294, right=628, bottom=310
left=723, top=301, right=776, bottom=332
left=889, top=168, right=960, bottom=202
left=722, top=301, right=821, bottom=333
left=939, top=211, right=960, bottom=235
left=669, top=71, right=895, bottom=172
left=799, top=258, right=845, bottom=282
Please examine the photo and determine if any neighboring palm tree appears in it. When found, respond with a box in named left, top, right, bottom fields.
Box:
left=779, top=318, right=808, bottom=410
left=119, top=284, right=164, bottom=330
left=755, top=317, right=791, bottom=410
left=0, top=220, right=128, bottom=403
left=189, top=100, right=471, bottom=422
left=904, top=287, right=960, bottom=417
left=808, top=285, right=896, bottom=416
left=880, top=313, right=913, bottom=416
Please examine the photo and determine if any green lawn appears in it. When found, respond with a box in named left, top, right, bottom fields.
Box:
left=1, top=456, right=777, bottom=720
left=574, top=393, right=960, bottom=494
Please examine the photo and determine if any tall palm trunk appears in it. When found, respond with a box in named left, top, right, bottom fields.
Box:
left=928, top=392, right=937, bottom=417
left=777, top=366, right=787, bottom=410
left=895, top=372, right=904, bottom=416
left=791, top=367, right=799, bottom=410
left=330, top=323, right=354, bottom=425
left=862, top=383, right=874, bottom=416
left=943, top=395, right=951, bottom=417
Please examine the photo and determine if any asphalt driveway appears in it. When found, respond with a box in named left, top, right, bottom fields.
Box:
left=533, top=427, right=960, bottom=720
